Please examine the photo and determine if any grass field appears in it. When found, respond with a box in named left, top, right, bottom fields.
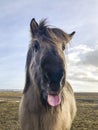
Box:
left=0, top=91, right=98, bottom=130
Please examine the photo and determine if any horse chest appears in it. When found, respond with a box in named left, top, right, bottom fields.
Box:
left=30, top=110, right=70, bottom=130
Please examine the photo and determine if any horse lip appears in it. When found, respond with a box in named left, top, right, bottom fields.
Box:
left=42, top=86, right=60, bottom=95
left=48, top=91, right=60, bottom=95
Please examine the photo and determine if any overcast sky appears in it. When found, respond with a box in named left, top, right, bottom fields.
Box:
left=0, top=0, right=98, bottom=92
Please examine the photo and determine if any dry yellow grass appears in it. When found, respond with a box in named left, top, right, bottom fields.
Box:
left=0, top=92, right=98, bottom=130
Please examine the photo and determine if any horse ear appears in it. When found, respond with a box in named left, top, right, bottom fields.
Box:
left=30, top=18, right=38, bottom=37
left=69, top=31, right=75, bottom=38
left=68, top=31, right=75, bottom=42
left=69, top=31, right=76, bottom=40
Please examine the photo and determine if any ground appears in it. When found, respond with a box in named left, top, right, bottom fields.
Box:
left=0, top=91, right=98, bottom=130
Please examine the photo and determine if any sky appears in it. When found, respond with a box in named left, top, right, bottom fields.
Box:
left=0, top=0, right=98, bottom=92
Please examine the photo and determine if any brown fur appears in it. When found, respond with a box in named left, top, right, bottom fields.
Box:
left=19, top=18, right=77, bottom=130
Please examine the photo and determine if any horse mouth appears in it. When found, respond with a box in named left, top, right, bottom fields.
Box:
left=47, top=93, right=61, bottom=107
left=41, top=89, right=62, bottom=107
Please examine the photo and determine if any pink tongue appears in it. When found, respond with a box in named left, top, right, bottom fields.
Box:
left=47, top=94, right=61, bottom=107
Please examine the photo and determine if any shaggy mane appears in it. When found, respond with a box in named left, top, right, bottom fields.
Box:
left=37, top=19, right=70, bottom=42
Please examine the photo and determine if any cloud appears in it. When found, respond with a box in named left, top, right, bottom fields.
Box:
left=66, top=44, right=98, bottom=92
left=68, top=79, right=98, bottom=92
left=68, top=44, right=98, bottom=67
left=66, top=44, right=93, bottom=65
left=83, top=45, right=98, bottom=67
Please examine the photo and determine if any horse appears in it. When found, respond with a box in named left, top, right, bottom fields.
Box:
left=19, top=18, right=77, bottom=130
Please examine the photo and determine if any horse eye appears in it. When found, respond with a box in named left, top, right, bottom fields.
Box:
left=33, top=41, right=40, bottom=52
left=62, top=44, right=65, bottom=51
